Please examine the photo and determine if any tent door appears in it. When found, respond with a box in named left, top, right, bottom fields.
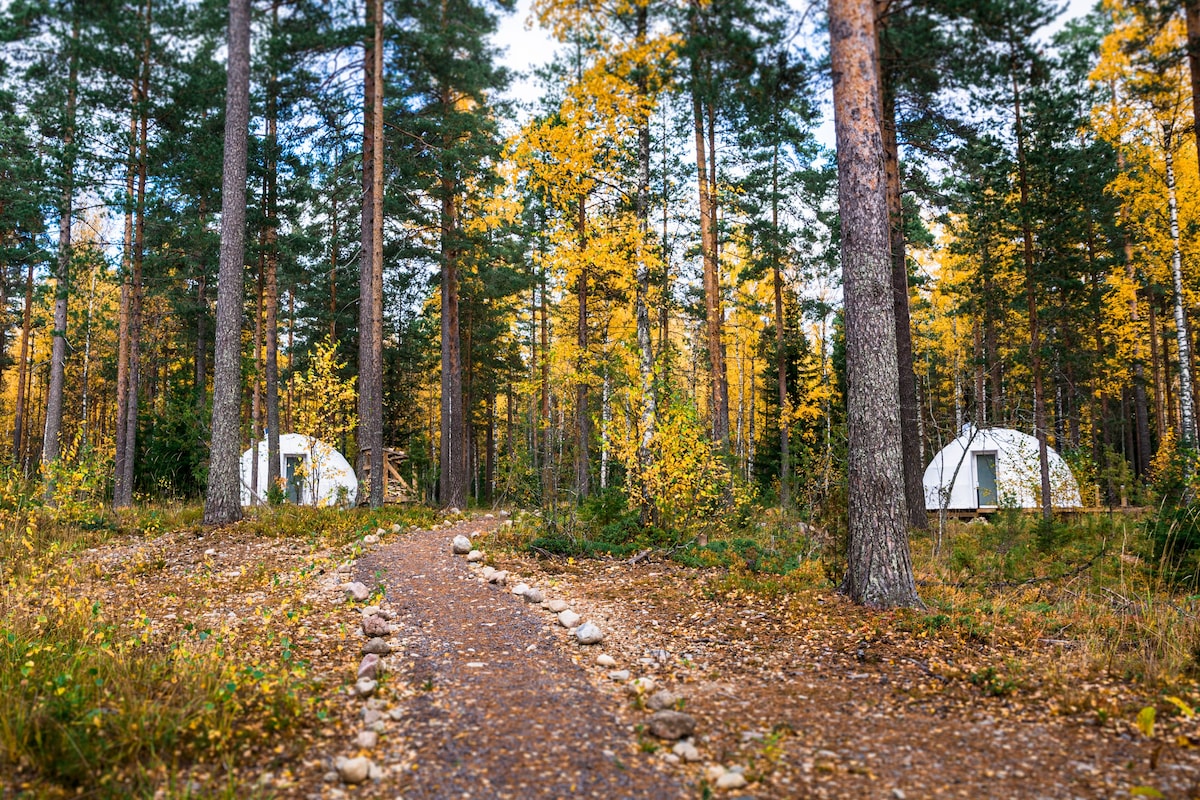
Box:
left=285, top=455, right=305, bottom=504
left=976, top=453, right=997, bottom=508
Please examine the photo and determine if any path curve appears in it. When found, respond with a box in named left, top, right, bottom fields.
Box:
left=354, top=519, right=687, bottom=800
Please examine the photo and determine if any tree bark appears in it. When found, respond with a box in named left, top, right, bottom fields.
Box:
left=876, top=11, right=925, bottom=529
left=12, top=259, right=34, bottom=461
left=42, top=10, right=79, bottom=490
left=1165, top=124, right=1196, bottom=448
left=114, top=85, right=137, bottom=508
left=203, top=0, right=252, bottom=526
left=359, top=0, right=385, bottom=507
left=575, top=200, right=590, bottom=499
left=634, top=1, right=656, bottom=520
left=1187, top=1, right=1200, bottom=177
left=829, top=0, right=920, bottom=608
left=772, top=141, right=789, bottom=508
left=265, top=0, right=281, bottom=498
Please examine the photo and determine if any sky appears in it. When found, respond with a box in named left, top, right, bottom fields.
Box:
left=492, top=0, right=1102, bottom=123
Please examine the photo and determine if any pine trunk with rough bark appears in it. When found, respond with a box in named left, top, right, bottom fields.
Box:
left=359, top=0, right=385, bottom=507
left=203, top=0, right=251, bottom=526
left=634, top=2, right=656, bottom=521
left=829, top=0, right=920, bottom=609
left=877, top=16, right=924, bottom=529
left=575, top=201, right=590, bottom=500
left=42, top=11, right=79, bottom=489
left=265, top=0, right=281, bottom=498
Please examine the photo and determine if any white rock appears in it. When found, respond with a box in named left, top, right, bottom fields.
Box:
left=596, top=654, right=617, bottom=667
left=484, top=513, right=495, bottom=519
left=511, top=582, right=530, bottom=595
left=672, top=741, right=702, bottom=762
left=363, top=534, right=379, bottom=545
left=448, top=507, right=461, bottom=515
left=647, top=689, right=678, bottom=711
left=368, top=762, right=384, bottom=781
left=390, top=523, right=401, bottom=534
left=716, top=771, right=748, bottom=790
left=480, top=566, right=496, bottom=579
left=376, top=528, right=386, bottom=537
left=204, top=548, right=217, bottom=557
left=362, top=606, right=381, bottom=617
left=358, top=654, right=382, bottom=680
left=574, top=622, right=603, bottom=644
left=629, top=676, right=656, bottom=694
left=336, top=756, right=371, bottom=785
left=608, top=669, right=631, bottom=681
left=466, top=550, right=484, bottom=562
left=451, top=535, right=472, bottom=554
left=356, top=729, right=378, bottom=749
left=362, top=637, right=391, bottom=655
left=545, top=599, right=569, bottom=613
left=522, top=587, right=545, bottom=604
left=705, top=766, right=726, bottom=782
left=342, top=582, right=370, bottom=602
left=558, top=610, right=582, bottom=629
left=489, top=570, right=508, bottom=585
left=354, top=678, right=377, bottom=697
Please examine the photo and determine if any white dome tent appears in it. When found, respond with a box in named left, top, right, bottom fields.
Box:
left=923, top=424, right=1082, bottom=512
left=240, top=433, right=358, bottom=507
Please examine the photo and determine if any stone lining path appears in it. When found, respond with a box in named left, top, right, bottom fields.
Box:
left=349, top=518, right=688, bottom=799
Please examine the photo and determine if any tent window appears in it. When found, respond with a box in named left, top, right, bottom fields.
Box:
left=286, top=455, right=305, bottom=504
left=976, top=452, right=997, bottom=508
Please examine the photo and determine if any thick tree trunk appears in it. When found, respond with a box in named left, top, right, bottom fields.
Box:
left=251, top=252, right=264, bottom=502
left=114, top=90, right=136, bottom=508
left=203, top=0, right=252, bottom=526
left=42, top=12, right=79, bottom=488
left=829, top=0, right=920, bottom=608
left=439, top=145, right=466, bottom=508
left=359, top=0, right=385, bottom=507
left=1187, top=1, right=1200, bottom=177
left=771, top=140, right=790, bottom=509
left=634, top=1, right=656, bottom=520
left=877, top=23, right=925, bottom=529
left=540, top=270, right=553, bottom=503
left=123, top=43, right=149, bottom=505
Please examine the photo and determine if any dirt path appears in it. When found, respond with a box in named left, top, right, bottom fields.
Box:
left=346, top=518, right=688, bottom=799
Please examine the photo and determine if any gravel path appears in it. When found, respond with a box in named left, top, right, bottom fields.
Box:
left=353, top=519, right=687, bottom=799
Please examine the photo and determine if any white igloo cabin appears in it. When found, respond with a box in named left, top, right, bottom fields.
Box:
left=923, top=424, right=1082, bottom=512
left=240, top=433, right=358, bottom=507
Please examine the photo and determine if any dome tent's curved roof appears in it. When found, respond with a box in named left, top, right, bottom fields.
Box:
left=923, top=424, right=1082, bottom=511
left=240, top=433, right=357, bottom=507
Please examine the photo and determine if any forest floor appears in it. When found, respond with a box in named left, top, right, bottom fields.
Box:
left=3, top=509, right=1200, bottom=799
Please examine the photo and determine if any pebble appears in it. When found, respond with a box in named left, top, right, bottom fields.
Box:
left=489, top=570, right=508, bottom=586
left=558, top=610, right=582, bottom=629
left=363, top=534, right=379, bottom=545
left=362, top=638, right=392, bottom=655
left=647, top=690, right=678, bottom=711
left=390, top=523, right=401, bottom=534
left=336, top=756, right=371, bottom=784
left=575, top=622, right=603, bottom=644
left=648, top=710, right=696, bottom=740
left=608, top=669, right=631, bottom=681
left=511, top=582, right=530, bottom=595
left=355, top=678, right=377, bottom=698
left=358, top=654, right=381, bottom=681
left=448, top=507, right=461, bottom=515
left=629, top=677, right=656, bottom=694
left=362, top=708, right=383, bottom=725
left=545, top=599, right=569, bottom=613
left=596, top=654, right=617, bottom=667
left=466, top=550, right=484, bottom=562
left=892, top=790, right=907, bottom=800
left=362, top=606, right=381, bottom=617
left=323, top=770, right=339, bottom=783
left=362, top=615, right=390, bottom=637
left=356, top=730, right=378, bottom=750
left=204, top=548, right=217, bottom=557
left=716, top=771, right=748, bottom=790
left=451, top=535, right=472, bottom=554
left=522, top=587, right=545, bottom=604
left=480, top=566, right=496, bottom=579
left=672, top=741, right=702, bottom=762
left=342, top=582, right=370, bottom=602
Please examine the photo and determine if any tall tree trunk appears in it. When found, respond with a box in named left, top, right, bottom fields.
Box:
left=264, top=0, right=281, bottom=497
left=42, top=10, right=79, bottom=490
left=575, top=200, right=590, bottom=499
left=194, top=250, right=208, bottom=409
left=769, top=139, right=791, bottom=509
left=540, top=269, right=552, bottom=503
left=1011, top=60, right=1052, bottom=521
left=1164, top=124, right=1197, bottom=449
left=1187, top=1, right=1200, bottom=177
left=439, top=136, right=466, bottom=508
left=829, top=0, right=920, bottom=608
left=203, top=0, right=252, bottom=526
left=634, top=1, right=656, bottom=520
left=359, top=0, right=385, bottom=507
left=690, top=37, right=729, bottom=445
left=876, top=14, right=925, bottom=529
left=251, top=250, right=264, bottom=502
left=114, top=88, right=136, bottom=507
